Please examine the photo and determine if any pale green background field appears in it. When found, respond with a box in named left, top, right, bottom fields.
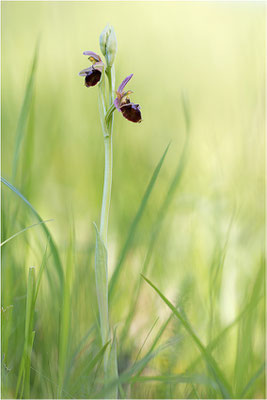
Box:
left=2, top=2, right=265, bottom=398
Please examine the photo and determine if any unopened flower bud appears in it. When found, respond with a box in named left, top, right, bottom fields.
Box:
left=99, top=24, right=117, bottom=67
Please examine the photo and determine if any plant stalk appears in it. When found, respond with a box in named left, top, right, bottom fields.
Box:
left=97, top=64, right=116, bottom=382
left=99, top=134, right=113, bottom=248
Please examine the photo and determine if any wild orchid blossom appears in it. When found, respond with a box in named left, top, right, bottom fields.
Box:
left=78, top=51, right=104, bottom=87
left=114, top=74, right=142, bottom=123
left=78, top=25, right=142, bottom=398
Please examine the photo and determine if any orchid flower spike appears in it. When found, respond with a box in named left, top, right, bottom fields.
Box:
left=114, top=74, right=142, bottom=123
left=79, top=51, right=104, bottom=87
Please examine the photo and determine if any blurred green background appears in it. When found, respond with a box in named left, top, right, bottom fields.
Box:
left=2, top=1, right=265, bottom=398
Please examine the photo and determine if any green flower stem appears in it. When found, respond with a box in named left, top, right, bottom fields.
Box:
left=97, top=63, right=117, bottom=385
left=100, top=134, right=113, bottom=247
left=100, top=65, right=115, bottom=248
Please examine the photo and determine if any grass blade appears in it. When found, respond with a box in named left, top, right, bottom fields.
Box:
left=57, top=225, right=75, bottom=397
left=120, top=118, right=190, bottom=346
left=109, top=142, right=170, bottom=299
left=106, top=329, right=118, bottom=399
left=0, top=219, right=53, bottom=247
left=16, top=266, right=36, bottom=399
left=70, top=340, right=111, bottom=396
left=12, top=40, right=39, bottom=183
left=240, top=362, right=265, bottom=398
left=141, top=274, right=233, bottom=398
left=95, top=337, right=187, bottom=398
left=1, top=177, right=64, bottom=286
left=130, top=373, right=216, bottom=388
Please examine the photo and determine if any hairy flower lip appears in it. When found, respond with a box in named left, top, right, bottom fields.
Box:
left=114, top=74, right=142, bottom=123
left=79, top=51, right=104, bottom=87
left=84, top=69, right=102, bottom=87
left=120, top=102, right=142, bottom=123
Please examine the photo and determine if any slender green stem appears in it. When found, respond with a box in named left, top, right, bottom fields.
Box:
left=97, top=63, right=116, bottom=385
left=100, top=135, right=113, bottom=247
left=100, top=65, right=115, bottom=247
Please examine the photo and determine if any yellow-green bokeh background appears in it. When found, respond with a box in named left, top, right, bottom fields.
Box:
left=2, top=1, right=265, bottom=398
left=3, top=0, right=265, bottom=304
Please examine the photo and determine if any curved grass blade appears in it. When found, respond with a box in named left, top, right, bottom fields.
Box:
left=133, top=317, right=159, bottom=366
left=94, top=348, right=156, bottom=398
left=240, top=362, right=265, bottom=398
left=58, top=225, right=75, bottom=398
left=69, top=340, right=110, bottom=396
left=1, top=177, right=64, bottom=285
left=130, top=373, right=216, bottom=388
left=109, top=142, right=170, bottom=299
left=0, top=219, right=53, bottom=247
left=95, top=332, right=180, bottom=398
left=134, top=312, right=174, bottom=379
left=141, top=274, right=233, bottom=399
left=12, top=40, right=39, bottom=183
left=186, top=293, right=262, bottom=375
left=16, top=267, right=36, bottom=399
left=120, top=118, right=190, bottom=346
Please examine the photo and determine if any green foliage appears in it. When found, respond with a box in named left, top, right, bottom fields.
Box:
left=1, top=2, right=265, bottom=399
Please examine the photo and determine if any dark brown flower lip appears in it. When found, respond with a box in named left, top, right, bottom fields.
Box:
left=114, top=74, right=142, bottom=123
left=84, top=68, right=102, bottom=87
left=79, top=51, right=104, bottom=87
left=120, top=102, right=142, bottom=123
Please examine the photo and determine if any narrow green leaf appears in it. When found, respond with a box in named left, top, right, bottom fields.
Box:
left=16, top=266, right=36, bottom=399
left=12, top=40, right=39, bottom=183
left=58, top=225, right=75, bottom=398
left=70, top=341, right=111, bottom=395
left=106, top=329, right=118, bottom=399
left=133, top=317, right=159, bottom=366
left=1, top=177, right=64, bottom=286
left=83, top=341, right=111, bottom=376
left=120, top=125, right=190, bottom=344
left=109, top=142, right=170, bottom=299
left=134, top=312, right=174, bottom=378
left=34, top=241, right=49, bottom=305
left=186, top=293, right=262, bottom=375
left=141, top=274, right=233, bottom=399
left=240, top=363, right=265, bottom=398
left=130, top=373, right=216, bottom=388
left=94, top=349, right=156, bottom=398
left=0, top=219, right=53, bottom=247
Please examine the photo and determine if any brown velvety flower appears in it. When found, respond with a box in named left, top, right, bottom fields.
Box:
left=79, top=51, right=104, bottom=87
left=114, top=74, right=142, bottom=123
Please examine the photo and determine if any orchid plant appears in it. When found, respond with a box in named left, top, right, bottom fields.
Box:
left=79, top=25, right=142, bottom=397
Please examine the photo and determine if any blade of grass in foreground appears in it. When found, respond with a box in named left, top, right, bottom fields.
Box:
left=121, top=126, right=189, bottom=344
left=0, top=219, right=53, bottom=247
left=95, top=338, right=214, bottom=398
left=186, top=260, right=264, bottom=375
left=1, top=177, right=64, bottom=286
left=109, top=142, right=170, bottom=299
left=119, top=97, right=191, bottom=346
left=240, top=362, right=265, bottom=398
left=106, top=329, right=118, bottom=399
left=141, top=274, right=233, bottom=399
left=16, top=267, right=36, bottom=399
left=57, top=225, right=75, bottom=398
left=129, top=373, right=216, bottom=388
left=69, top=340, right=110, bottom=396
left=12, top=40, right=39, bottom=183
